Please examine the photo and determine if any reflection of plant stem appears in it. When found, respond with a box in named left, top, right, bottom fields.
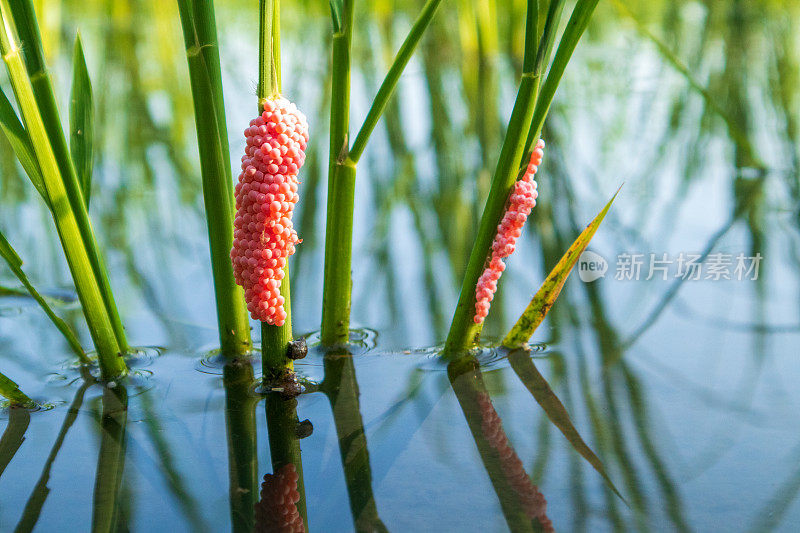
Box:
left=0, top=404, right=30, bottom=478
left=321, top=351, right=387, bottom=532
left=91, top=385, right=128, bottom=533
left=14, top=376, right=92, bottom=533
left=223, top=360, right=259, bottom=533
left=447, top=356, right=551, bottom=532
left=264, top=394, right=308, bottom=530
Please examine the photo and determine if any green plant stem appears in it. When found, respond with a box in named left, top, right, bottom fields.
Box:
left=443, top=0, right=568, bottom=356
left=258, top=0, right=280, bottom=101
left=320, top=0, right=355, bottom=346
left=8, top=0, right=128, bottom=356
left=177, top=0, right=252, bottom=358
left=0, top=2, right=126, bottom=379
left=522, top=0, right=597, bottom=160
left=348, top=0, right=444, bottom=163
left=321, top=0, right=442, bottom=345
left=442, top=76, right=540, bottom=355
left=257, top=0, right=295, bottom=376
left=260, top=272, right=293, bottom=381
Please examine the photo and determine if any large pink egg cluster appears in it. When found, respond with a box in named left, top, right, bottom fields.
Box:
left=474, top=140, right=545, bottom=324
left=476, top=391, right=553, bottom=530
left=254, top=463, right=304, bottom=532
left=231, top=97, right=309, bottom=326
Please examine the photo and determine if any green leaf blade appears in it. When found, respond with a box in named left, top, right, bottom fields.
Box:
left=0, top=370, right=33, bottom=406
left=502, top=187, right=620, bottom=348
left=69, top=32, right=94, bottom=207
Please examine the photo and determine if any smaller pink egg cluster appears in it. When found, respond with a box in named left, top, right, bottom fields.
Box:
left=476, top=391, right=553, bottom=530
left=474, top=140, right=545, bottom=324
left=254, top=463, right=304, bottom=532
left=231, top=97, right=308, bottom=326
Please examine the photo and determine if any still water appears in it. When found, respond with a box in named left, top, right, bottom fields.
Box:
left=2, top=0, right=800, bottom=531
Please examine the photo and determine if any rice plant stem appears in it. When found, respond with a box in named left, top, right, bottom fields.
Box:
left=320, top=0, right=355, bottom=346
left=258, top=0, right=280, bottom=101
left=257, top=0, right=295, bottom=376
left=443, top=0, right=544, bottom=356
left=8, top=0, right=129, bottom=355
left=348, top=0, right=443, bottom=163
left=522, top=0, right=597, bottom=161
left=0, top=3, right=126, bottom=378
left=177, top=0, right=253, bottom=358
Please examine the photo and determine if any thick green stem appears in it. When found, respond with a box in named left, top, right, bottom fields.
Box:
left=261, top=271, right=294, bottom=381
left=443, top=74, right=540, bottom=355
left=9, top=0, right=129, bottom=356
left=321, top=161, right=357, bottom=345
left=0, top=2, right=126, bottom=379
left=177, top=0, right=253, bottom=357
left=258, top=0, right=280, bottom=101
left=320, top=0, right=355, bottom=346
left=257, top=0, right=295, bottom=375
left=443, top=0, right=559, bottom=356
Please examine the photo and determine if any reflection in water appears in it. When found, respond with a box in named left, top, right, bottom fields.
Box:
left=263, top=394, right=309, bottom=531
left=1, top=0, right=800, bottom=530
left=448, top=356, right=553, bottom=532
left=14, top=373, right=92, bottom=533
left=92, top=385, right=128, bottom=533
left=0, top=405, right=30, bottom=478
left=319, top=350, right=387, bottom=533
left=254, top=462, right=304, bottom=532
left=223, top=360, right=259, bottom=532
